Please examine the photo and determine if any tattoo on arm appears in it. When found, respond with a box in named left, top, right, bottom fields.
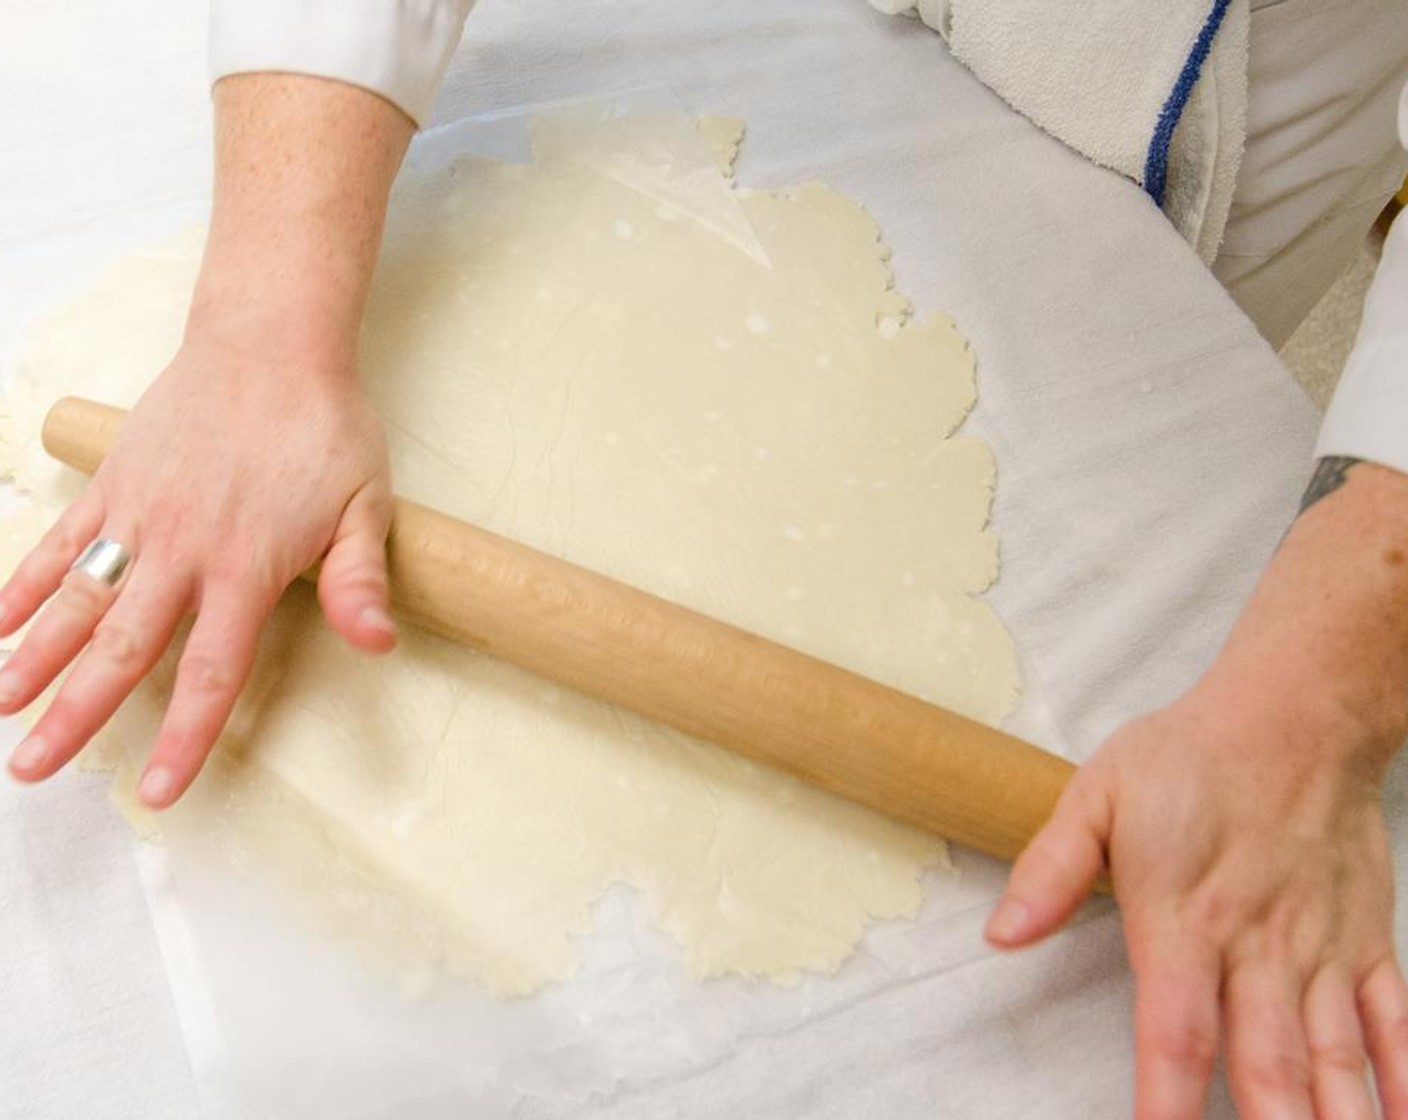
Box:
left=1298, top=456, right=1362, bottom=515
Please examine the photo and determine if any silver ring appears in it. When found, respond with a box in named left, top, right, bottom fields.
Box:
left=70, top=538, right=132, bottom=587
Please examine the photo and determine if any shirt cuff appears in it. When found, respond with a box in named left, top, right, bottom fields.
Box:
left=1317, top=336, right=1408, bottom=477
left=1315, top=220, right=1408, bottom=478
left=209, top=0, right=475, bottom=127
left=1314, top=81, right=1408, bottom=478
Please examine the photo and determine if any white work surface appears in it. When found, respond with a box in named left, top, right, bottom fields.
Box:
left=6, top=2, right=1406, bottom=1118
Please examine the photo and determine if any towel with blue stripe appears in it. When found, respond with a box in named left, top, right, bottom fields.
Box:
left=870, top=0, right=1250, bottom=261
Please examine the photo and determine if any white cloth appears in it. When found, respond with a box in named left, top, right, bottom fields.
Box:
left=1215, top=0, right=1408, bottom=349
left=869, top=0, right=1251, bottom=264
left=208, top=0, right=475, bottom=125
left=2, top=2, right=1405, bottom=1116
left=859, top=0, right=1408, bottom=471
left=1319, top=82, right=1408, bottom=477
left=0, top=764, right=201, bottom=1120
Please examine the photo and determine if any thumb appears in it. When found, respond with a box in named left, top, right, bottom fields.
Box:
left=317, top=482, right=397, bottom=654
left=985, top=765, right=1113, bottom=949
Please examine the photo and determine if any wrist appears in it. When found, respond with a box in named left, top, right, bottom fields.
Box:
left=181, top=73, right=415, bottom=377
left=1192, top=653, right=1405, bottom=781
left=184, top=253, right=363, bottom=371
left=1192, top=460, right=1408, bottom=776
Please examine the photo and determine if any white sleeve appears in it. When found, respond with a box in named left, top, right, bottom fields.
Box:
left=209, top=0, right=476, bottom=128
left=1315, top=81, right=1408, bottom=476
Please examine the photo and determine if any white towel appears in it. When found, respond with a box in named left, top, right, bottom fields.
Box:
left=873, top=0, right=1250, bottom=263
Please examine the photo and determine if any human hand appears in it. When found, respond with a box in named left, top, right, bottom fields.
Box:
left=985, top=673, right=1408, bottom=1119
left=0, top=72, right=415, bottom=808
left=0, top=329, right=396, bottom=808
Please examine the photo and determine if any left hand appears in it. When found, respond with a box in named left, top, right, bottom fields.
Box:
left=0, top=72, right=416, bottom=809
left=0, top=331, right=397, bottom=807
left=986, top=670, right=1408, bottom=1119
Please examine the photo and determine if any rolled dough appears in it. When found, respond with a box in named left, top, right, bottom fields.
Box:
left=0, top=115, right=1018, bottom=995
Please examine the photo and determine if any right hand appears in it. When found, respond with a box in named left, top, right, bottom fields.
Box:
left=989, top=685, right=1408, bottom=1119
left=1, top=325, right=398, bottom=808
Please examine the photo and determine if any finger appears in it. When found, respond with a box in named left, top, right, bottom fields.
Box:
left=0, top=491, right=105, bottom=637
left=1224, top=963, right=1315, bottom=1120
left=6, top=565, right=190, bottom=782
left=985, top=767, right=1111, bottom=947
left=1303, top=965, right=1374, bottom=1120
left=0, top=532, right=134, bottom=715
left=1360, top=958, right=1408, bottom=1119
left=1131, top=937, right=1220, bottom=1120
left=316, top=482, right=396, bottom=653
left=135, top=587, right=267, bottom=809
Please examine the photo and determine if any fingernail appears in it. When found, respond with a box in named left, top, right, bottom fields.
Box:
left=985, top=897, right=1030, bottom=944
left=0, top=670, right=19, bottom=706
left=359, top=606, right=396, bottom=635
left=8, top=736, right=48, bottom=776
left=137, top=766, right=176, bottom=807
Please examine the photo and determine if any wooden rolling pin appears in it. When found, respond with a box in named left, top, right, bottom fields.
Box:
left=42, top=395, right=1075, bottom=864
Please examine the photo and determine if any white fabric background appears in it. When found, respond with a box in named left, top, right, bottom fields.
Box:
left=3, top=1, right=1404, bottom=1117
left=1216, top=0, right=1408, bottom=349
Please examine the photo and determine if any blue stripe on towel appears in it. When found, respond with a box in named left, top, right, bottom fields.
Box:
left=1143, top=0, right=1233, bottom=206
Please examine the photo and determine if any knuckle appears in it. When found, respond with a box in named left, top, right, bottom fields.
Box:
left=59, top=572, right=113, bottom=615
left=1378, top=1008, right=1408, bottom=1053
left=1242, top=1053, right=1312, bottom=1098
left=177, top=653, right=236, bottom=699
left=45, top=519, right=92, bottom=558
left=1064, top=766, right=1110, bottom=814
left=1183, top=887, right=1256, bottom=947
left=333, top=559, right=389, bottom=588
left=203, top=547, right=258, bottom=586
left=325, top=563, right=389, bottom=601
left=1151, top=1019, right=1218, bottom=1072
left=205, top=565, right=276, bottom=610
left=88, top=622, right=147, bottom=672
left=206, top=579, right=270, bottom=621
left=1020, top=833, right=1078, bottom=883
left=1308, top=1037, right=1366, bottom=1078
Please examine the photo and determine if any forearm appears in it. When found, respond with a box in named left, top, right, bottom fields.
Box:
left=1196, top=457, right=1408, bottom=775
left=186, top=73, right=415, bottom=366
